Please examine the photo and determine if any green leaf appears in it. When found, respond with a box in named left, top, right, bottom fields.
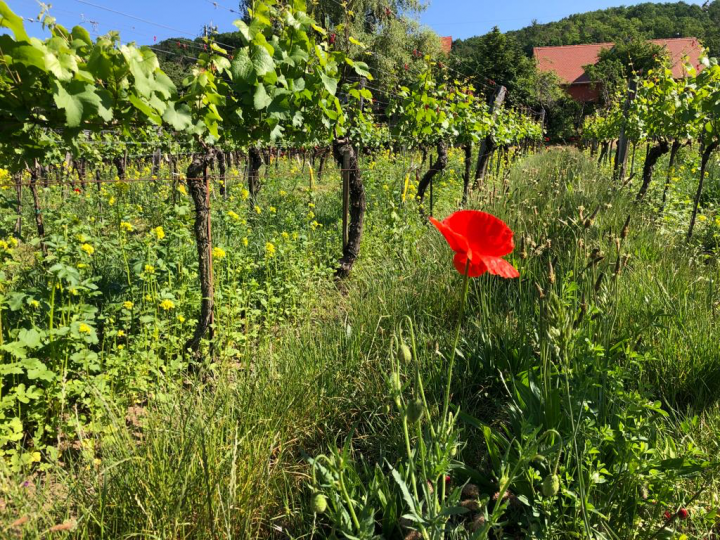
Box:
left=352, top=61, right=373, bottom=80
left=163, top=101, right=193, bottom=131
left=153, top=71, right=176, bottom=99
left=71, top=25, right=92, bottom=47
left=130, top=94, right=161, bottom=124
left=53, top=81, right=109, bottom=127
left=231, top=49, right=255, bottom=83
left=12, top=43, right=46, bottom=71
left=0, top=1, right=29, bottom=41
left=320, top=72, right=337, bottom=95
left=390, top=468, right=418, bottom=516
left=254, top=83, right=272, bottom=110
left=251, top=45, right=275, bottom=77
left=233, top=20, right=252, bottom=43
left=17, top=328, right=41, bottom=349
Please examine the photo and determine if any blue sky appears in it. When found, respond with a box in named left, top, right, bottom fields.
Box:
left=10, top=0, right=707, bottom=44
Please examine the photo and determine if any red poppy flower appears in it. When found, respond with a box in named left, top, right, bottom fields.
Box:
left=663, top=511, right=672, bottom=521
left=678, top=508, right=689, bottom=520
left=430, top=210, right=519, bottom=278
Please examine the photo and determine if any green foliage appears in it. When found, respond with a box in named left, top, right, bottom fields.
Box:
left=584, top=38, right=667, bottom=103
left=509, top=1, right=720, bottom=57
left=450, top=28, right=539, bottom=106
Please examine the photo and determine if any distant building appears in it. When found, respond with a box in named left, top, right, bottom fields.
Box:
left=440, top=36, right=453, bottom=54
left=533, top=38, right=705, bottom=102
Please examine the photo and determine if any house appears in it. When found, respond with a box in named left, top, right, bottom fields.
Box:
left=533, top=38, right=705, bottom=102
left=440, top=36, right=452, bottom=54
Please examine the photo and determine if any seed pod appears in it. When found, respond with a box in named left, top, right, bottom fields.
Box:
left=594, top=272, right=605, bottom=292
left=461, top=483, right=480, bottom=500
left=406, top=398, right=424, bottom=424
left=400, top=344, right=412, bottom=364
left=542, top=474, right=560, bottom=497
left=620, top=215, right=631, bottom=240
left=312, top=493, right=327, bottom=514
left=548, top=259, right=556, bottom=284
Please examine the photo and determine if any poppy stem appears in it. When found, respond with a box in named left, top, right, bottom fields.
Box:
left=442, top=259, right=471, bottom=433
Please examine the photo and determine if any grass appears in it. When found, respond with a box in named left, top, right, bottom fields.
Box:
left=2, top=146, right=720, bottom=538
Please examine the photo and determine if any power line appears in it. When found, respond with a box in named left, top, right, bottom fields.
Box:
left=73, top=0, right=200, bottom=38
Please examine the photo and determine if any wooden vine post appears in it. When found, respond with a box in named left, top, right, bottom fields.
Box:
left=474, top=85, right=507, bottom=187
left=615, top=79, right=637, bottom=182
left=333, top=138, right=365, bottom=278
left=342, top=150, right=350, bottom=250
left=687, top=141, right=719, bottom=241
left=184, top=150, right=217, bottom=357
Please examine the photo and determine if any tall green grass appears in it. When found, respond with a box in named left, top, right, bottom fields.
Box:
left=3, top=147, right=720, bottom=538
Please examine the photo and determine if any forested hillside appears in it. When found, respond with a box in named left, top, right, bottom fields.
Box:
left=508, top=1, right=720, bottom=55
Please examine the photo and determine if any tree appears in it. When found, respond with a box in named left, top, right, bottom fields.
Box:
left=584, top=38, right=667, bottom=104
left=449, top=28, right=537, bottom=105
left=509, top=1, right=720, bottom=57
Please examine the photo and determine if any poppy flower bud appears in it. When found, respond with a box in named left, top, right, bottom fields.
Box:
left=312, top=493, right=327, bottom=514
left=400, top=344, right=412, bottom=364
left=663, top=510, right=673, bottom=521
left=389, top=373, right=402, bottom=394
left=406, top=398, right=424, bottom=423
left=542, top=474, right=560, bottom=497
left=678, top=508, right=689, bottom=520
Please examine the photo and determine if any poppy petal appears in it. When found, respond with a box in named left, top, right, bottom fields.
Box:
left=430, top=216, right=469, bottom=254
left=481, top=256, right=520, bottom=278
left=453, top=252, right=487, bottom=277
left=443, top=210, right=514, bottom=257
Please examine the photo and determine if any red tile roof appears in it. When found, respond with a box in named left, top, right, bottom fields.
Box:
left=440, top=36, right=452, bottom=54
left=534, top=38, right=704, bottom=85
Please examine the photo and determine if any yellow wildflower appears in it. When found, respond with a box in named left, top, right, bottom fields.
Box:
left=117, top=330, right=125, bottom=338
left=265, top=242, right=276, bottom=257
left=254, top=205, right=262, bottom=215
left=78, top=323, right=91, bottom=334
left=241, top=188, right=250, bottom=200
left=212, top=247, right=226, bottom=259
left=242, top=237, right=249, bottom=247
left=30, top=300, right=40, bottom=309
left=177, top=184, right=187, bottom=195
left=281, top=231, right=289, bottom=240
left=699, top=215, right=707, bottom=222
left=123, top=301, right=134, bottom=310
left=144, top=265, right=155, bottom=274
left=0, top=240, right=8, bottom=250
left=228, top=210, right=240, bottom=221
left=269, top=206, right=277, bottom=213
left=152, top=226, right=165, bottom=240
left=108, top=196, right=116, bottom=206
left=160, top=299, right=175, bottom=311
left=81, top=243, right=95, bottom=256
left=120, top=221, right=134, bottom=232
left=177, top=314, right=186, bottom=323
